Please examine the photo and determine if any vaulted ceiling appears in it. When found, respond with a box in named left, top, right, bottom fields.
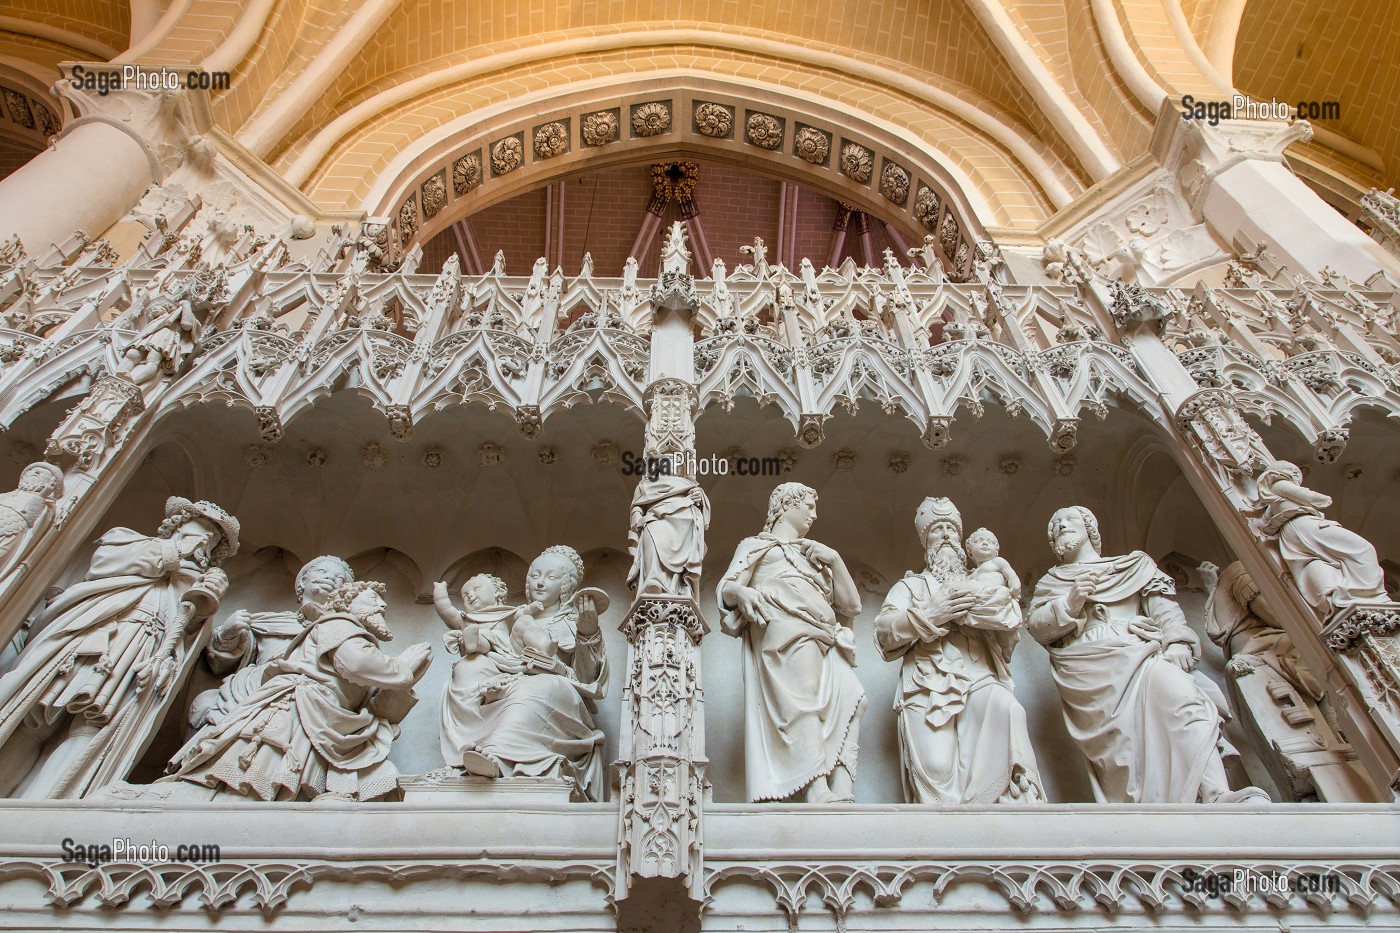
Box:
left=0, top=0, right=1390, bottom=225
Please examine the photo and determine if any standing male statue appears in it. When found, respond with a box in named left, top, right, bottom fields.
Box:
left=1028, top=506, right=1268, bottom=803
left=718, top=482, right=867, bottom=803
left=0, top=496, right=238, bottom=798
left=875, top=498, right=1044, bottom=803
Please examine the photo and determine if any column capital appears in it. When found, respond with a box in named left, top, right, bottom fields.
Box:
left=1152, top=96, right=1313, bottom=212
left=56, top=63, right=209, bottom=184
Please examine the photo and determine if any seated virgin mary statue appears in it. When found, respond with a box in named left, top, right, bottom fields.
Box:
left=435, top=546, right=609, bottom=800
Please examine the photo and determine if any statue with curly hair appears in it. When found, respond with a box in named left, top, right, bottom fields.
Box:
left=187, top=555, right=356, bottom=737
left=163, top=580, right=432, bottom=802
left=438, top=546, right=611, bottom=799
left=1029, top=506, right=1268, bottom=804
left=718, top=482, right=867, bottom=803
left=0, top=496, right=237, bottom=798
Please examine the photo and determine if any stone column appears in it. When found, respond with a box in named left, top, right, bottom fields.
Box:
left=0, top=122, right=151, bottom=254
left=1156, top=100, right=1396, bottom=284
left=0, top=65, right=202, bottom=257
left=614, top=225, right=707, bottom=930
left=1101, top=280, right=1400, bottom=799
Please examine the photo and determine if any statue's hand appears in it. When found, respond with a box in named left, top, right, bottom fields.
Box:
left=798, top=539, right=838, bottom=568
left=1163, top=642, right=1195, bottom=672
left=1065, top=571, right=1100, bottom=616
left=211, top=610, right=252, bottom=652
left=134, top=654, right=177, bottom=696
left=575, top=594, right=600, bottom=635
left=731, top=586, right=774, bottom=627
left=928, top=587, right=977, bottom=626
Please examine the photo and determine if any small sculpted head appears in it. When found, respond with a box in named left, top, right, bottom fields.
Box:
left=462, top=573, right=508, bottom=611
left=764, top=482, right=817, bottom=535
left=295, top=555, right=354, bottom=607
left=527, top=546, right=584, bottom=610
left=17, top=462, right=62, bottom=501
left=325, top=580, right=391, bottom=640
left=1048, top=506, right=1101, bottom=563
left=965, top=527, right=999, bottom=564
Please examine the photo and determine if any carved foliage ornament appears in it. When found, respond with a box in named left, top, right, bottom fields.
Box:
left=397, top=196, right=418, bottom=244
left=694, top=102, right=733, bottom=138
left=880, top=163, right=910, bottom=205
left=420, top=172, right=446, bottom=219
left=582, top=110, right=619, bottom=146
left=839, top=143, right=874, bottom=183
left=632, top=102, right=672, bottom=138
left=746, top=113, right=783, bottom=150
left=794, top=126, right=829, bottom=164
left=451, top=153, right=481, bottom=197
left=491, top=136, right=523, bottom=175
left=533, top=122, right=569, bottom=159
left=2, top=89, right=32, bottom=128
left=914, top=187, right=940, bottom=230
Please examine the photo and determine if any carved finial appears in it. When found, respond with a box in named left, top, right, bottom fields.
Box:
left=660, top=221, right=691, bottom=276
left=740, top=237, right=769, bottom=280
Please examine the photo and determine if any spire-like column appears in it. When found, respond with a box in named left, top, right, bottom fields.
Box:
left=1100, top=280, right=1400, bottom=799
left=614, top=225, right=708, bottom=928
left=1156, top=100, right=1396, bottom=284
left=0, top=66, right=205, bottom=256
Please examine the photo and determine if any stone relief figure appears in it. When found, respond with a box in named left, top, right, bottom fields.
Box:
left=1204, top=561, right=1368, bottom=800
left=0, top=496, right=238, bottom=798
left=627, top=475, right=710, bottom=599
left=116, top=294, right=204, bottom=387
left=0, top=461, right=63, bottom=579
left=1029, top=506, right=1268, bottom=803
left=1251, top=460, right=1388, bottom=616
left=718, top=482, right=867, bottom=803
left=437, top=547, right=610, bottom=800
left=164, top=580, right=432, bottom=802
left=874, top=500, right=1044, bottom=804
left=187, top=555, right=355, bottom=736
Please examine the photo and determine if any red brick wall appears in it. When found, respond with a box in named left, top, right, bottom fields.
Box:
left=420, top=159, right=907, bottom=278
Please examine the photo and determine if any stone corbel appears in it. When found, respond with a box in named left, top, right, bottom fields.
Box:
left=1108, top=280, right=1174, bottom=335
left=1174, top=388, right=1271, bottom=482
left=642, top=378, right=697, bottom=463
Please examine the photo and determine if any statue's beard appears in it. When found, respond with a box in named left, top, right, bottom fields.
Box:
left=1053, top=530, right=1085, bottom=560
left=927, top=541, right=968, bottom=584
left=359, top=611, right=392, bottom=641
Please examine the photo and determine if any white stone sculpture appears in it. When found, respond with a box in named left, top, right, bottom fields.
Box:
left=164, top=580, right=432, bottom=801
left=718, top=482, right=867, bottom=803
left=874, top=501, right=1044, bottom=804
left=0, top=496, right=237, bottom=798
left=627, top=475, right=710, bottom=599
left=0, top=461, right=63, bottom=579
left=1251, top=460, right=1388, bottom=616
left=116, top=294, right=204, bottom=387
left=436, top=547, right=610, bottom=800
left=187, top=555, right=355, bottom=735
left=1204, top=561, right=1368, bottom=800
left=1028, top=506, right=1269, bottom=803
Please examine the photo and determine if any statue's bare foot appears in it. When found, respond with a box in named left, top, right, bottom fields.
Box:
left=461, top=748, right=502, bottom=778
left=1207, top=786, right=1271, bottom=804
